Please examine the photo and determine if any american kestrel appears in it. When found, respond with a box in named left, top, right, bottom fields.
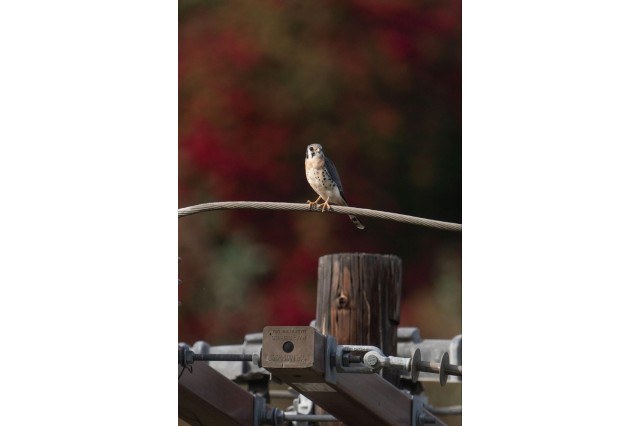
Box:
left=305, top=144, right=365, bottom=230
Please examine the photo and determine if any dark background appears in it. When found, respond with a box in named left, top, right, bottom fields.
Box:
left=178, top=0, right=461, bottom=349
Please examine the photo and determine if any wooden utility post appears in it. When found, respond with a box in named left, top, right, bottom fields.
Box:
left=315, top=253, right=402, bottom=363
left=315, top=253, right=403, bottom=425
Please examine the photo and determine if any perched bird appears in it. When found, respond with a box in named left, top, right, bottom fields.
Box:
left=304, top=144, right=365, bottom=230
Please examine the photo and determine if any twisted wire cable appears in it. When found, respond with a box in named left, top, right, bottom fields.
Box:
left=178, top=201, right=461, bottom=232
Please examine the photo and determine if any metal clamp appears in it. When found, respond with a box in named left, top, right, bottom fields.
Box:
left=334, top=344, right=384, bottom=373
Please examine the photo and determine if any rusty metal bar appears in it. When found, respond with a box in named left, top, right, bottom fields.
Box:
left=261, top=326, right=445, bottom=426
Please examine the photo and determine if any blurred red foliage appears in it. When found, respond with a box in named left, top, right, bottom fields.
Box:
left=179, top=0, right=461, bottom=345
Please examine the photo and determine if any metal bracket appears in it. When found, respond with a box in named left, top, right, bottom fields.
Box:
left=335, top=344, right=383, bottom=373
left=412, top=396, right=437, bottom=425
left=325, top=335, right=337, bottom=384
left=253, top=395, right=267, bottom=426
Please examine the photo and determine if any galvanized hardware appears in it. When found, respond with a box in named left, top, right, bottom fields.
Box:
left=181, top=327, right=449, bottom=425
left=179, top=341, right=462, bottom=387
left=410, top=348, right=421, bottom=383
left=261, top=407, right=337, bottom=425
left=438, top=352, right=450, bottom=386
left=260, top=326, right=443, bottom=425
left=413, top=351, right=462, bottom=386
left=282, top=413, right=337, bottom=423
left=293, top=393, right=313, bottom=415
left=362, top=350, right=412, bottom=374
left=181, top=329, right=461, bottom=384
left=336, top=344, right=462, bottom=386
left=334, top=344, right=384, bottom=373
left=324, top=335, right=337, bottom=384
left=411, top=396, right=437, bottom=426
left=428, top=405, right=462, bottom=416
left=178, top=345, right=260, bottom=368
left=254, top=395, right=268, bottom=426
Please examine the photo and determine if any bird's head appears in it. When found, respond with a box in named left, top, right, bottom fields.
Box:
left=306, top=144, right=324, bottom=160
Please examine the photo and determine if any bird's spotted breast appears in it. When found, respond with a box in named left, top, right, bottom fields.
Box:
left=306, top=167, right=340, bottom=202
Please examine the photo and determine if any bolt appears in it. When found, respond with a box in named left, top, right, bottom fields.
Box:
left=282, top=341, right=295, bottom=353
left=363, top=352, right=380, bottom=368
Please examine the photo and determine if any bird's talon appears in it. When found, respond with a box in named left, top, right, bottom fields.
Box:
left=307, top=196, right=323, bottom=210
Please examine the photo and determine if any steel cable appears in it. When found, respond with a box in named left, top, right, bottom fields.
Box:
left=178, top=201, right=461, bottom=232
